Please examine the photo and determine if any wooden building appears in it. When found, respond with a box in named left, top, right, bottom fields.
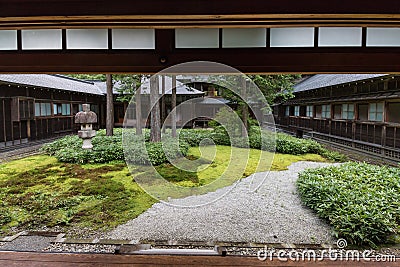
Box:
left=275, top=74, right=400, bottom=162
left=0, top=74, right=228, bottom=149
left=0, top=74, right=105, bottom=148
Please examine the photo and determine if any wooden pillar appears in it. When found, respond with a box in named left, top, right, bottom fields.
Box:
left=328, top=105, right=332, bottom=136
left=161, top=75, right=166, bottom=133
left=136, top=85, right=142, bottom=135
left=241, top=76, right=248, bottom=137
left=106, top=74, right=114, bottom=136
left=2, top=99, right=6, bottom=144
left=19, top=121, right=22, bottom=143
left=27, top=120, right=31, bottom=139
left=171, top=75, right=177, bottom=138
left=150, top=75, right=161, bottom=142
left=382, top=101, right=387, bottom=154
left=10, top=116, right=13, bottom=145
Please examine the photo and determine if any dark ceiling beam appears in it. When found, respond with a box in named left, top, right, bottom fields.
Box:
left=1, top=0, right=400, bottom=17
left=1, top=49, right=400, bottom=74
left=1, top=1, right=400, bottom=73
left=1, top=1, right=400, bottom=29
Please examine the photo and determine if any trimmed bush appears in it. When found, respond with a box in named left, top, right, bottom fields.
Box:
left=42, top=128, right=346, bottom=164
left=41, top=133, right=124, bottom=164
left=41, top=135, right=82, bottom=156
left=276, top=133, right=322, bottom=155
left=318, top=148, right=348, bottom=162
left=297, top=162, right=400, bottom=246
left=248, top=126, right=276, bottom=151
left=124, top=137, right=189, bottom=166
left=178, top=129, right=215, bottom=147
left=210, top=126, right=231, bottom=146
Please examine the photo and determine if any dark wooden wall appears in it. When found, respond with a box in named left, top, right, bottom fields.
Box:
left=0, top=84, right=104, bottom=147
left=275, top=76, right=400, bottom=161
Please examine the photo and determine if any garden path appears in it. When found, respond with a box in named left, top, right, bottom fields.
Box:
left=107, top=161, right=338, bottom=245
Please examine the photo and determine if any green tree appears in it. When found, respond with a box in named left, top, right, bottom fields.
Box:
left=209, top=74, right=299, bottom=135
left=248, top=74, right=300, bottom=105
left=66, top=74, right=106, bottom=81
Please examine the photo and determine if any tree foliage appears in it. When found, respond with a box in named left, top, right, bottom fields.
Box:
left=248, top=74, right=300, bottom=105
left=66, top=74, right=106, bottom=81
left=113, top=74, right=148, bottom=102
left=66, top=74, right=146, bottom=102
left=216, top=74, right=300, bottom=106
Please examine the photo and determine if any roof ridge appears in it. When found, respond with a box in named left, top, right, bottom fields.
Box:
left=50, top=74, right=95, bottom=85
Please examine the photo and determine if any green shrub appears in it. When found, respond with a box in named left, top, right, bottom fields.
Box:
left=42, top=128, right=345, bottom=164
left=41, top=135, right=82, bottom=156
left=210, top=126, right=231, bottom=146
left=125, top=138, right=189, bottom=166
left=231, top=137, right=249, bottom=148
left=318, top=148, right=348, bottom=162
left=276, top=133, right=321, bottom=155
left=248, top=126, right=276, bottom=151
left=297, top=162, right=400, bottom=246
left=211, top=107, right=242, bottom=137
left=96, top=128, right=124, bottom=137
left=42, top=134, right=124, bottom=164
left=178, top=129, right=214, bottom=146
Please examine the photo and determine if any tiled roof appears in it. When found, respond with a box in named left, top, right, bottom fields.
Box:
left=294, top=74, right=388, bottom=93
left=0, top=74, right=104, bottom=95
left=140, top=76, right=204, bottom=95
left=198, top=97, right=230, bottom=105
left=93, top=80, right=122, bottom=94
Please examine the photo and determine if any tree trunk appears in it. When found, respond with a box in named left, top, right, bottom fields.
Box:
left=171, top=75, right=177, bottom=138
left=106, top=74, right=114, bottom=136
left=135, top=84, right=142, bottom=135
left=161, top=75, right=166, bottom=133
left=150, top=75, right=161, bottom=142
left=241, top=76, right=248, bottom=137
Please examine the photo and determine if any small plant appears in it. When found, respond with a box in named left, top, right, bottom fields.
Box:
left=124, top=136, right=189, bottom=166
left=297, top=162, right=400, bottom=246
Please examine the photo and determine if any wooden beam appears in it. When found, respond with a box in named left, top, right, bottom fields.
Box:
left=0, top=251, right=398, bottom=267
left=1, top=1, right=400, bottom=28
left=1, top=48, right=400, bottom=74
left=1, top=0, right=400, bottom=17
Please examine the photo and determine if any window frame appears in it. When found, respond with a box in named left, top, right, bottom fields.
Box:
left=34, top=101, right=52, bottom=117
left=321, top=104, right=331, bottom=118
left=294, top=105, right=300, bottom=116
left=342, top=103, right=355, bottom=120
left=306, top=105, right=313, bottom=117
left=368, top=102, right=384, bottom=121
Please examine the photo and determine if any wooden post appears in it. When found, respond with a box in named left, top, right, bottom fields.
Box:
left=106, top=74, right=114, bottom=136
left=241, top=76, right=248, bottom=137
left=382, top=101, right=387, bottom=154
left=171, top=75, right=177, bottom=138
left=150, top=75, right=161, bottom=142
left=161, top=75, right=166, bottom=133
left=135, top=85, right=142, bottom=135
left=2, top=100, right=6, bottom=144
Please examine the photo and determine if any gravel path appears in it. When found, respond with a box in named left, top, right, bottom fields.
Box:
left=0, top=236, right=54, bottom=252
left=107, top=161, right=338, bottom=245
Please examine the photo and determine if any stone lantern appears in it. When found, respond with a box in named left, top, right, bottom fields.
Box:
left=75, top=104, right=97, bottom=149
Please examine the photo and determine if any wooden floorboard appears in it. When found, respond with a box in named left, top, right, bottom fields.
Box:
left=0, top=251, right=398, bottom=267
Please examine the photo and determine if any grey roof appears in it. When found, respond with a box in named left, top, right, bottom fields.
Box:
left=198, top=97, right=230, bottom=105
left=0, top=74, right=104, bottom=95
left=93, top=80, right=122, bottom=94
left=294, top=74, right=388, bottom=93
left=140, top=76, right=204, bottom=95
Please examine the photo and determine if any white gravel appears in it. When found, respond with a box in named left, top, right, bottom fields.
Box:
left=44, top=244, right=117, bottom=253
left=107, top=161, right=338, bottom=245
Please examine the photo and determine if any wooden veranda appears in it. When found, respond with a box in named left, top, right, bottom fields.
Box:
left=0, top=251, right=398, bottom=267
